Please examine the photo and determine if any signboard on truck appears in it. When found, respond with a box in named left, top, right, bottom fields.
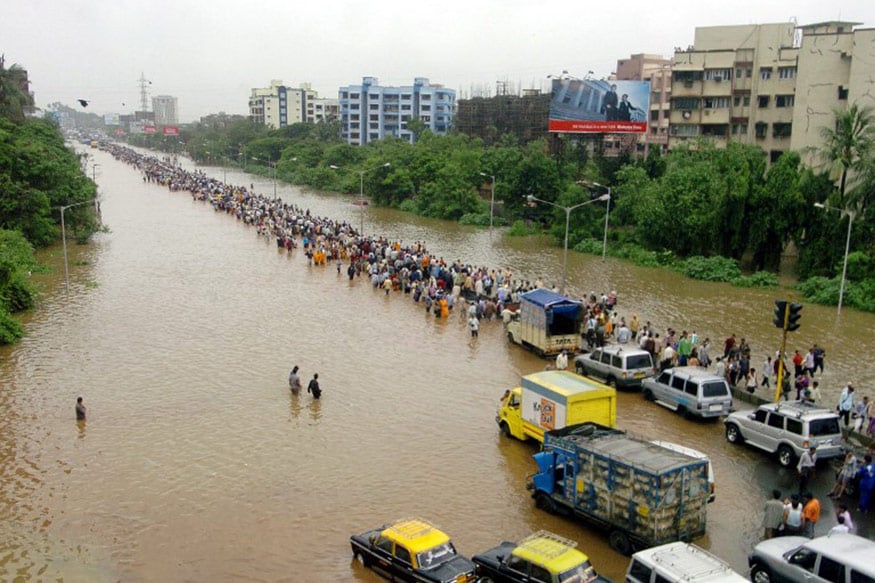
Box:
left=549, top=78, right=650, bottom=134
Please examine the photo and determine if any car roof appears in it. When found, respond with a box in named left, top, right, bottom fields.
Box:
left=588, top=345, right=650, bottom=356
left=761, top=400, right=838, bottom=419
left=802, top=534, right=875, bottom=573
left=381, top=519, right=450, bottom=553
left=633, top=542, right=747, bottom=582
left=512, top=531, right=588, bottom=574
left=663, top=367, right=725, bottom=381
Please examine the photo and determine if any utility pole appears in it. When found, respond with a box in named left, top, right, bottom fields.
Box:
left=138, top=72, right=152, bottom=113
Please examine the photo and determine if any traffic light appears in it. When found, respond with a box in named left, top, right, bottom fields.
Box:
left=773, top=300, right=787, bottom=329
left=786, top=303, right=802, bottom=332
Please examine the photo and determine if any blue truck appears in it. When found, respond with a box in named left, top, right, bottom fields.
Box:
left=529, top=423, right=710, bottom=556
left=505, top=289, right=583, bottom=357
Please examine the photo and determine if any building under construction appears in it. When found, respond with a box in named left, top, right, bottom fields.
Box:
left=454, top=88, right=550, bottom=146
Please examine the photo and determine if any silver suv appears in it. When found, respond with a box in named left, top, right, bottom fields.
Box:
left=748, top=534, right=875, bottom=583
left=723, top=401, right=843, bottom=467
left=574, top=345, right=655, bottom=389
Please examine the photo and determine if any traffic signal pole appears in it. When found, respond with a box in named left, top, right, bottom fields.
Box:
left=772, top=300, right=802, bottom=403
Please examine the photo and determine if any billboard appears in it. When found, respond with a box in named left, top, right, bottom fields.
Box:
left=549, top=78, right=650, bottom=133
left=144, top=124, right=157, bottom=134
left=162, top=125, right=179, bottom=136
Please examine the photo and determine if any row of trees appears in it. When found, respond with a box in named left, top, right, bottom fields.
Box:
left=0, top=56, right=99, bottom=343
left=129, top=102, right=875, bottom=310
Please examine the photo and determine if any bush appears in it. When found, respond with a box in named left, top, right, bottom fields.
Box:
left=506, top=220, right=540, bottom=237
left=732, top=271, right=779, bottom=288
left=0, top=308, right=23, bottom=345
left=797, top=276, right=875, bottom=312
left=676, top=256, right=741, bottom=282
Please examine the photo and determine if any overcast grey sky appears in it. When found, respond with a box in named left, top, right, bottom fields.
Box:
left=3, top=0, right=874, bottom=122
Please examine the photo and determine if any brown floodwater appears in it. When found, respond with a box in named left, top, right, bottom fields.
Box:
left=1, top=147, right=873, bottom=582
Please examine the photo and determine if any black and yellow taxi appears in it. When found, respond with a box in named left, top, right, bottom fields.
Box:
left=472, top=531, right=612, bottom=583
left=350, top=518, right=478, bottom=583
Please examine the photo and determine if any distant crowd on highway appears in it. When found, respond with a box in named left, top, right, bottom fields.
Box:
left=105, top=144, right=874, bottom=439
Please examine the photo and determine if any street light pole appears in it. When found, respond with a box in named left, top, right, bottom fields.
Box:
left=331, top=163, right=390, bottom=235
left=814, top=203, right=855, bottom=315
left=592, top=182, right=612, bottom=260
left=479, top=172, right=496, bottom=231
left=526, top=193, right=610, bottom=295
left=60, top=200, right=95, bottom=292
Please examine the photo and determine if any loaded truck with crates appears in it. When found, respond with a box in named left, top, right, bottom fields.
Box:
left=529, top=423, right=710, bottom=556
left=505, top=289, right=583, bottom=357
left=497, top=371, right=616, bottom=443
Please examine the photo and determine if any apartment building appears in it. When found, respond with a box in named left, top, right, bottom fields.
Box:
left=668, top=21, right=875, bottom=163
left=669, top=23, right=798, bottom=162
left=248, top=81, right=339, bottom=129
left=152, top=95, right=179, bottom=126
left=339, top=77, right=456, bottom=145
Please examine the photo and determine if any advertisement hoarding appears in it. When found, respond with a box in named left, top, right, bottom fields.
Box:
left=549, top=78, right=650, bottom=133
left=162, top=125, right=179, bottom=136
left=144, top=125, right=157, bottom=134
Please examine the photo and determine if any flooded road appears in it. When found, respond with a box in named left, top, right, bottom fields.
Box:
left=1, top=147, right=873, bottom=582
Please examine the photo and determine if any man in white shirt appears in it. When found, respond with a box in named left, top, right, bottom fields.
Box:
left=555, top=350, right=568, bottom=371
left=828, top=515, right=850, bottom=535
left=797, top=446, right=817, bottom=494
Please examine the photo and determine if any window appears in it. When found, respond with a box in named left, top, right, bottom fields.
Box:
left=818, top=556, right=845, bottom=583
left=350, top=93, right=360, bottom=99
left=591, top=350, right=603, bottom=362
left=735, top=67, right=752, bottom=78
left=755, top=122, right=768, bottom=139
left=530, top=564, right=551, bottom=583
left=767, top=413, right=785, bottom=429
left=376, top=537, right=393, bottom=553
left=506, top=556, right=528, bottom=574
left=651, top=109, right=661, bottom=121
left=788, top=549, right=817, bottom=572
left=760, top=67, right=773, bottom=80
left=758, top=96, right=770, bottom=108
left=838, top=86, right=849, bottom=100
left=851, top=570, right=875, bottom=583
left=670, top=124, right=699, bottom=137
left=732, top=123, right=748, bottom=135
left=754, top=409, right=768, bottom=423
left=673, top=97, right=700, bottom=110
left=704, top=97, right=730, bottom=108
left=810, top=418, right=840, bottom=437
left=395, top=545, right=411, bottom=565
left=671, top=376, right=687, bottom=391
left=611, top=355, right=622, bottom=368
left=778, top=67, right=797, bottom=79
left=703, top=381, right=728, bottom=397
left=773, top=123, right=792, bottom=138
left=656, top=576, right=673, bottom=583
left=776, top=95, right=795, bottom=108
left=627, top=560, right=652, bottom=583
left=786, top=418, right=803, bottom=435
left=657, top=372, right=671, bottom=384
left=704, top=68, right=732, bottom=81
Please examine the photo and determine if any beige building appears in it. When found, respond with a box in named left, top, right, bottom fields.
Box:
left=791, top=22, right=875, bottom=167
left=668, top=21, right=875, bottom=165
left=249, top=81, right=339, bottom=129
left=615, top=53, right=672, bottom=155
left=152, top=95, right=179, bottom=126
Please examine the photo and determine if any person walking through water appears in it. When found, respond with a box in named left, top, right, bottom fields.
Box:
left=76, top=397, right=86, bottom=421
left=288, top=366, right=302, bottom=395
left=307, top=373, right=322, bottom=399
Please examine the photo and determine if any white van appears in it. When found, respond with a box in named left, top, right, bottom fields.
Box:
left=626, top=542, right=747, bottom=583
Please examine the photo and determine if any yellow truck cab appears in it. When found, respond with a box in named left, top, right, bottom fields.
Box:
left=497, top=371, right=616, bottom=442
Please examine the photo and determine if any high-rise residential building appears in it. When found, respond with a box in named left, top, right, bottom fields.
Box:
left=668, top=21, right=875, bottom=164
left=615, top=53, right=672, bottom=155
left=152, top=95, right=178, bottom=126
left=248, top=81, right=338, bottom=129
left=339, top=77, right=456, bottom=145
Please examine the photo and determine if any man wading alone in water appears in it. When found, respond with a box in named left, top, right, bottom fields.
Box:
left=307, top=373, right=322, bottom=399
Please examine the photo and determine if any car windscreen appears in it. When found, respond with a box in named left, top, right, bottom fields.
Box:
left=626, top=354, right=653, bottom=369
left=809, top=417, right=840, bottom=437
left=558, top=561, right=598, bottom=583
left=702, top=381, right=729, bottom=398
left=417, top=542, right=456, bottom=569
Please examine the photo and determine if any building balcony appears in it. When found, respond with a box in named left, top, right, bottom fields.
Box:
left=701, top=108, right=730, bottom=124
left=672, top=82, right=702, bottom=97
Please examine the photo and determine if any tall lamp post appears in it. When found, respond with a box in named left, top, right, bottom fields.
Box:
left=479, top=172, right=496, bottom=231
left=814, top=203, right=856, bottom=315
left=252, top=157, right=277, bottom=200
left=592, top=182, right=612, bottom=260
left=526, top=193, right=611, bottom=295
left=331, top=163, right=391, bottom=235
left=60, top=200, right=95, bottom=292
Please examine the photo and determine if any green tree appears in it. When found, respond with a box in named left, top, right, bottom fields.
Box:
left=818, top=102, right=875, bottom=208
left=748, top=152, right=804, bottom=270
left=0, top=55, right=34, bottom=122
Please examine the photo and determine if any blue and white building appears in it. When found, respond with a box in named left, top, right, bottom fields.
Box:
left=339, top=77, right=456, bottom=145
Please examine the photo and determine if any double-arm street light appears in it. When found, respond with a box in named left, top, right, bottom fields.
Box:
left=252, top=157, right=277, bottom=200
left=479, top=172, right=496, bottom=231
left=591, top=182, right=612, bottom=260
left=331, top=162, right=391, bottom=235
left=526, top=192, right=611, bottom=295
left=814, top=202, right=856, bottom=315
left=60, top=200, right=95, bottom=292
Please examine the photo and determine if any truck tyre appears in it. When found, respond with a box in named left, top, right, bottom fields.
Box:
left=606, top=376, right=616, bottom=388
left=777, top=444, right=795, bottom=468
left=499, top=422, right=511, bottom=438
left=354, top=551, right=368, bottom=567
left=609, top=530, right=632, bottom=555
left=576, top=364, right=585, bottom=375
left=750, top=563, right=772, bottom=583
left=535, top=492, right=556, bottom=514
left=725, top=423, right=743, bottom=444
left=643, top=388, right=654, bottom=401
